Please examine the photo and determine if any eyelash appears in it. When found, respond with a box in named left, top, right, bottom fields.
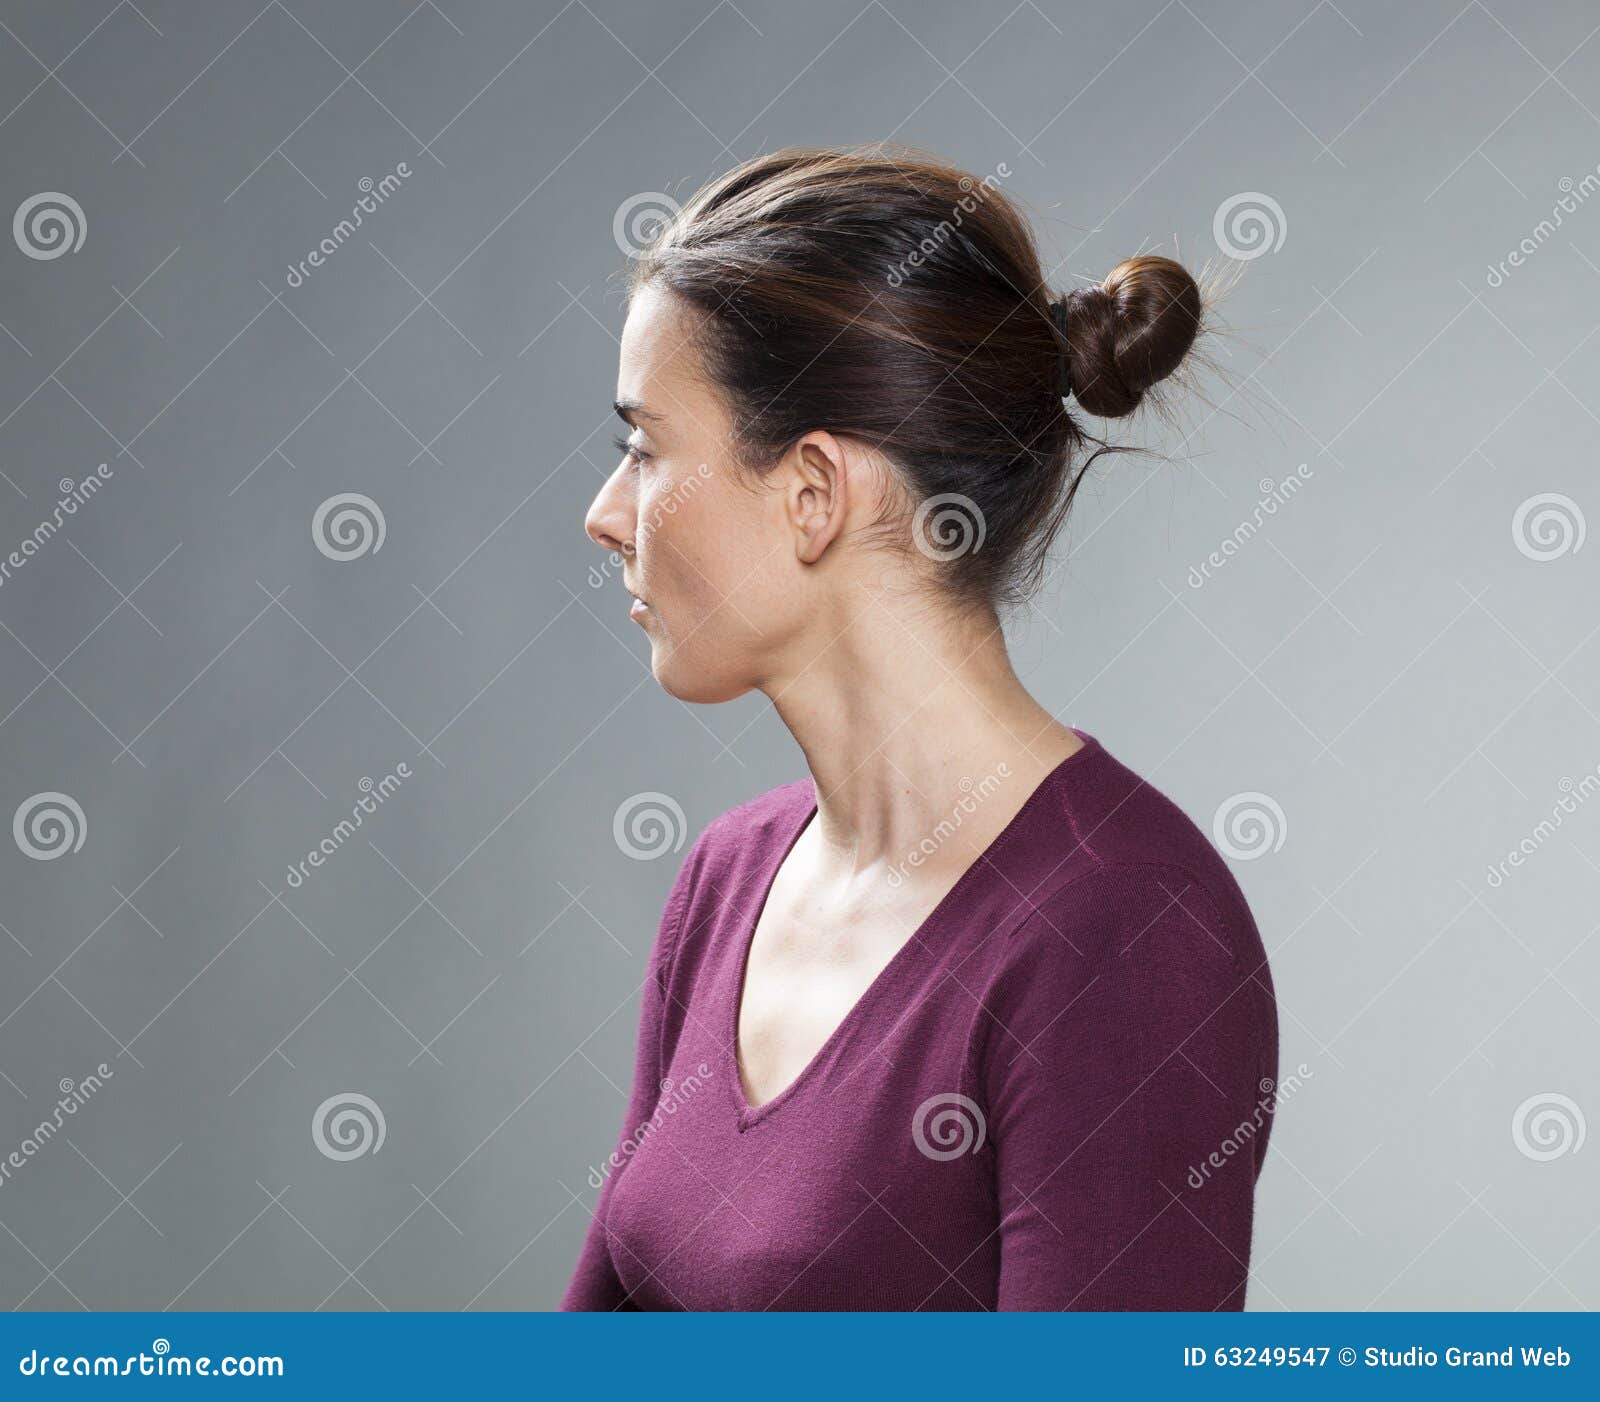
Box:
left=613, top=433, right=651, bottom=466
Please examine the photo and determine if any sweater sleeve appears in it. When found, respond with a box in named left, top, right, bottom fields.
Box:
left=559, top=845, right=697, bottom=1311
left=976, top=864, right=1275, bottom=1311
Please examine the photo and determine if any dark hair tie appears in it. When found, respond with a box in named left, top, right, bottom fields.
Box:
left=1048, top=296, right=1073, bottom=399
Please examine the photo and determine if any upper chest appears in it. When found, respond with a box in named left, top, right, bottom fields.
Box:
left=734, top=843, right=966, bottom=1108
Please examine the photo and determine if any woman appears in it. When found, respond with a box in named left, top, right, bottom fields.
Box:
left=568, top=147, right=1278, bottom=1311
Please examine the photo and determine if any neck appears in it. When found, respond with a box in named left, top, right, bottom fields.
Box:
left=761, top=592, right=1082, bottom=874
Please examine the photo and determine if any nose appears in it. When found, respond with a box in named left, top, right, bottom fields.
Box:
left=585, top=459, right=636, bottom=558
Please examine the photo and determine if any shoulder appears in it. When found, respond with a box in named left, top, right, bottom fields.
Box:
left=650, top=775, right=814, bottom=974
left=675, top=774, right=813, bottom=899
left=968, top=859, right=1273, bottom=1112
left=699, top=775, right=815, bottom=854
left=1033, top=733, right=1263, bottom=973
left=1012, top=860, right=1247, bottom=987
left=971, top=732, right=1277, bottom=1063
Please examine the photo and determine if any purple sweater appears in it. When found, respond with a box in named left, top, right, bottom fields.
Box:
left=562, top=731, right=1278, bottom=1311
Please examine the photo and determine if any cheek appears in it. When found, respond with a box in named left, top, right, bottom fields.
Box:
left=638, top=481, right=690, bottom=578
left=642, top=474, right=743, bottom=604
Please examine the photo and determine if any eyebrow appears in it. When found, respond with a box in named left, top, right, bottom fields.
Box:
left=613, top=398, right=664, bottom=428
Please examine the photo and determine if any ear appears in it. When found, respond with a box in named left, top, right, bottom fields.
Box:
left=785, top=431, right=850, bottom=565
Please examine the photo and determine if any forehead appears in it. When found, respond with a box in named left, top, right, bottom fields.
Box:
left=618, top=283, right=706, bottom=406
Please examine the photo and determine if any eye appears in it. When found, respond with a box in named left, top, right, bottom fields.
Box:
left=612, top=432, right=652, bottom=467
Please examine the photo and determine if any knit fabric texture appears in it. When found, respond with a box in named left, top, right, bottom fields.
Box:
left=562, top=731, right=1278, bottom=1311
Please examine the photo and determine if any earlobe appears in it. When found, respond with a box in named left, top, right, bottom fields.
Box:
left=796, top=511, right=830, bottom=564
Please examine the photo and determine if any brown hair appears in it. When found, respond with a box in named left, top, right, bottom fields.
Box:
left=632, top=146, right=1203, bottom=609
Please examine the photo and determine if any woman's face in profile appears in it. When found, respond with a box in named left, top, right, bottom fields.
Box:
left=585, top=283, right=804, bottom=704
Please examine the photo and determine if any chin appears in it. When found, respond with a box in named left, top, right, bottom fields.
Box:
left=651, top=644, right=752, bottom=705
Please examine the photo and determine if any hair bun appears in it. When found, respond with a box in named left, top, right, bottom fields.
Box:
left=1059, top=255, right=1201, bottom=419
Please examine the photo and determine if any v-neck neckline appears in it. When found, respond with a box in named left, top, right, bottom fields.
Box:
left=726, top=730, right=1100, bottom=1131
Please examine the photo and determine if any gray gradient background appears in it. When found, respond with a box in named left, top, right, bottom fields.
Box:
left=0, top=0, right=1595, bottom=1312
